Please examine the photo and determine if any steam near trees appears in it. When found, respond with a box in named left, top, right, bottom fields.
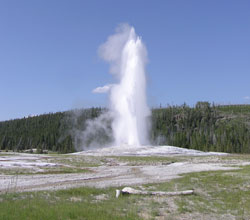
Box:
left=0, top=103, right=250, bottom=153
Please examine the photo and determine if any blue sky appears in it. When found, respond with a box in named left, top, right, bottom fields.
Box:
left=0, top=0, right=249, bottom=121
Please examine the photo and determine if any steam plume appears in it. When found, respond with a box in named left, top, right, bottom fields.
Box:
left=97, top=24, right=151, bottom=146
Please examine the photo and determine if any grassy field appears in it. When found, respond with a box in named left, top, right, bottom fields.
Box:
left=0, top=187, right=141, bottom=220
left=111, top=155, right=180, bottom=166
left=1, top=154, right=250, bottom=220
left=143, top=165, right=250, bottom=219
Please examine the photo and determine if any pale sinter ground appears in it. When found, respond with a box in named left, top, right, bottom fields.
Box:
left=0, top=145, right=247, bottom=192
left=1, top=145, right=250, bottom=220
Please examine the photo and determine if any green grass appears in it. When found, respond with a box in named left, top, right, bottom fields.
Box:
left=46, top=155, right=102, bottom=168
left=1, top=155, right=250, bottom=219
left=0, top=165, right=91, bottom=175
left=144, top=165, right=250, bottom=218
left=220, top=153, right=250, bottom=161
left=0, top=187, right=142, bottom=220
left=0, top=152, right=18, bottom=156
left=112, top=156, right=179, bottom=165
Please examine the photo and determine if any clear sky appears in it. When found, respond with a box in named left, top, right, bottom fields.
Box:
left=0, top=0, right=249, bottom=121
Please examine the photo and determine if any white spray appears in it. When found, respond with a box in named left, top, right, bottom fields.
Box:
left=94, top=24, right=151, bottom=146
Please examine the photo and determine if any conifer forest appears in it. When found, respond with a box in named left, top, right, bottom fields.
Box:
left=0, top=102, right=250, bottom=154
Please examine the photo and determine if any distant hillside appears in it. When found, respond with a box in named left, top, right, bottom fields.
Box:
left=0, top=108, right=103, bottom=153
left=0, top=103, right=250, bottom=153
left=152, top=103, right=250, bottom=153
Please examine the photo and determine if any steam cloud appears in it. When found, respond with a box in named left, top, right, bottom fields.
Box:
left=92, top=84, right=113, bottom=94
left=71, top=24, right=151, bottom=150
left=97, top=24, right=151, bottom=146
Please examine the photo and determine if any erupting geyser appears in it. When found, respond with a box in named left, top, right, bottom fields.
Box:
left=94, top=24, right=151, bottom=147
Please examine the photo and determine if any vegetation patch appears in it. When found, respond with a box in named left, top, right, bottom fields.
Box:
left=1, top=160, right=250, bottom=219
left=113, top=155, right=179, bottom=165
left=143, top=165, right=250, bottom=219
left=45, top=155, right=102, bottom=168
left=0, top=187, right=142, bottom=220
left=0, top=166, right=90, bottom=175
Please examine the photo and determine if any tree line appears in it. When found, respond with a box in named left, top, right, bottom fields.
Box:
left=0, top=108, right=103, bottom=153
left=0, top=103, right=250, bottom=153
left=151, top=102, right=250, bottom=153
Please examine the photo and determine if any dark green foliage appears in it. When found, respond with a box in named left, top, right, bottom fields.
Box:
left=0, top=108, right=103, bottom=153
left=0, top=187, right=141, bottom=220
left=151, top=103, right=250, bottom=153
left=0, top=112, right=70, bottom=153
left=0, top=103, right=250, bottom=153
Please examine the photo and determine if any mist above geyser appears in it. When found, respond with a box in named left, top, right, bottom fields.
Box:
left=93, top=24, right=151, bottom=147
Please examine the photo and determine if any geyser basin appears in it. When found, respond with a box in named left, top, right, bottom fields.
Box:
left=82, top=25, right=227, bottom=156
